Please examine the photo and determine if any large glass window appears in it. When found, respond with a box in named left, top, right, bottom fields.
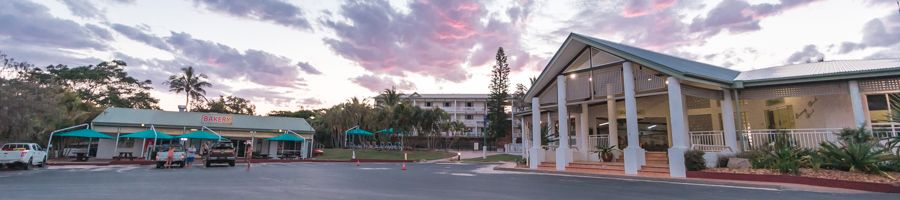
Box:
left=868, top=94, right=890, bottom=123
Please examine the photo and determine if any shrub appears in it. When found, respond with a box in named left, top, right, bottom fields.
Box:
left=735, top=149, right=768, bottom=168
left=819, top=127, right=892, bottom=175
left=684, top=150, right=706, bottom=171
left=753, top=133, right=803, bottom=175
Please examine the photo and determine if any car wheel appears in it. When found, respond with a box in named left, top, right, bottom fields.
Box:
left=23, top=158, right=32, bottom=170
left=156, top=162, right=163, bottom=169
left=205, top=161, right=211, bottom=167
left=228, top=161, right=235, bottom=167
left=179, top=162, right=185, bottom=168
left=38, top=157, right=47, bottom=168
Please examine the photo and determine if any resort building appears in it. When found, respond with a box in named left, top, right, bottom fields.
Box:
left=516, top=33, right=900, bottom=177
left=69, top=107, right=315, bottom=159
left=377, top=93, right=490, bottom=137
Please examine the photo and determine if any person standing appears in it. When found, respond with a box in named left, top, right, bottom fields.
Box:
left=186, top=146, right=196, bottom=168
left=165, top=146, right=175, bottom=169
left=245, top=142, right=253, bottom=171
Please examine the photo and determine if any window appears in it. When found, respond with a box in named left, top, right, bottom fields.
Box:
left=444, top=102, right=451, bottom=107
left=425, top=102, right=432, bottom=107
left=465, top=115, right=473, bottom=120
left=466, top=102, right=473, bottom=107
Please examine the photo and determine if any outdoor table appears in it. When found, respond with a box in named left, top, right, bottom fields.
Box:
left=116, top=152, right=134, bottom=160
left=75, top=153, right=89, bottom=161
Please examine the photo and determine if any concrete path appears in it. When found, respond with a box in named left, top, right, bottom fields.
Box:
left=426, top=150, right=504, bottom=163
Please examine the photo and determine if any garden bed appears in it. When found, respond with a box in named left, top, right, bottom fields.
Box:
left=690, top=168, right=900, bottom=193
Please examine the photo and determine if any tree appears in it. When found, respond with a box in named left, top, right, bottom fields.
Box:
left=164, top=66, right=211, bottom=112
left=0, top=53, right=101, bottom=143
left=193, top=95, right=256, bottom=115
left=486, top=47, right=511, bottom=147
left=22, top=60, right=159, bottom=109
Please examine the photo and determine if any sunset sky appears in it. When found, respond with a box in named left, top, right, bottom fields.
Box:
left=2, top=0, right=898, bottom=114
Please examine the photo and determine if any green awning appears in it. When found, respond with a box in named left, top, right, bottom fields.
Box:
left=376, top=128, right=403, bottom=135
left=345, top=127, right=373, bottom=136
left=56, top=129, right=113, bottom=139
left=120, top=130, right=175, bottom=139
left=177, top=131, right=224, bottom=140
left=267, top=133, right=305, bottom=142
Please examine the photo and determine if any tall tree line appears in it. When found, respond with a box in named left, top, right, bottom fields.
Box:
left=486, top=47, right=511, bottom=147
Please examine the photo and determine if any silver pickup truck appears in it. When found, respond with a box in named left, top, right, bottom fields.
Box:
left=154, top=145, right=187, bottom=168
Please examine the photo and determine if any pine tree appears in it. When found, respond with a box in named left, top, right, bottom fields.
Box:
left=486, top=47, right=511, bottom=147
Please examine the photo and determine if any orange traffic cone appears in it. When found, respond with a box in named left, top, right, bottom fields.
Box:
left=401, top=162, right=407, bottom=171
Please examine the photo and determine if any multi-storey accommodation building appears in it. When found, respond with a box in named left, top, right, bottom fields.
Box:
left=374, top=93, right=490, bottom=137
left=405, top=93, right=489, bottom=137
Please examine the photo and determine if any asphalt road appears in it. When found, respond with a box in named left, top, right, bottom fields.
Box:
left=0, top=163, right=896, bottom=200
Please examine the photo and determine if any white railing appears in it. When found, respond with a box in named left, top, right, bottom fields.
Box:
left=740, top=128, right=841, bottom=150
left=872, top=123, right=900, bottom=139
left=689, top=131, right=729, bottom=152
left=504, top=143, right=524, bottom=154
left=587, top=135, right=609, bottom=150
left=690, top=131, right=725, bottom=146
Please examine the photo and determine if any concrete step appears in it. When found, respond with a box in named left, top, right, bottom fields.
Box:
left=639, top=164, right=671, bottom=173
left=567, top=162, right=625, bottom=171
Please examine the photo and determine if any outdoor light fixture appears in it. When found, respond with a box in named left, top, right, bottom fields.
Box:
left=647, top=125, right=657, bottom=130
left=569, top=74, right=576, bottom=79
left=140, top=123, right=145, bottom=127
left=598, top=122, right=609, bottom=126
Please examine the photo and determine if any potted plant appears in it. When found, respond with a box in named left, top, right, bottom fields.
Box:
left=596, top=145, right=617, bottom=162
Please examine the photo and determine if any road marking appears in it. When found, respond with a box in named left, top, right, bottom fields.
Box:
left=536, top=173, right=781, bottom=191
left=358, top=167, right=390, bottom=170
left=450, top=173, right=476, bottom=177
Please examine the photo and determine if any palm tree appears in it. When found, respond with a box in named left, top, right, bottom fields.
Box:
left=164, top=66, right=212, bottom=112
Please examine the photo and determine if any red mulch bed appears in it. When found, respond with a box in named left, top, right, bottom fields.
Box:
left=690, top=168, right=900, bottom=193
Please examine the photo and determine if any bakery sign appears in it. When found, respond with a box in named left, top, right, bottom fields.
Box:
left=201, top=114, right=233, bottom=125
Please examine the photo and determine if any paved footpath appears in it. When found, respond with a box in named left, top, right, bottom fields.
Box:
left=0, top=163, right=896, bottom=200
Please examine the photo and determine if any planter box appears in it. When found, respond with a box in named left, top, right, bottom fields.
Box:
left=687, top=171, right=900, bottom=193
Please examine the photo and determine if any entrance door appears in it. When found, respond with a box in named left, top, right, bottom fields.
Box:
left=232, top=139, right=246, bottom=157
left=766, top=105, right=795, bottom=129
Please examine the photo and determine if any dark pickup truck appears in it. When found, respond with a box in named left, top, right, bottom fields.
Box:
left=206, top=141, right=235, bottom=167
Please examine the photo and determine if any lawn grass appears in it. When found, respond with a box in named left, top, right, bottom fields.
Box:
left=315, top=148, right=454, bottom=161
left=462, top=154, right=522, bottom=163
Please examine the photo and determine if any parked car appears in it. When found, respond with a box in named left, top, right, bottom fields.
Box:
left=154, top=144, right=186, bottom=168
left=0, top=143, right=48, bottom=170
left=206, top=141, right=235, bottom=167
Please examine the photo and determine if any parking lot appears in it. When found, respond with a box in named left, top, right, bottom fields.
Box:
left=0, top=163, right=896, bottom=199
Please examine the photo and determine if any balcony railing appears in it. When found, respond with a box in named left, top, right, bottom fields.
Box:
left=690, top=131, right=725, bottom=146
left=872, top=123, right=900, bottom=139
left=587, top=135, right=609, bottom=150
left=739, top=128, right=841, bottom=150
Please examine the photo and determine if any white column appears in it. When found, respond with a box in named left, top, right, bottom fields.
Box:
left=622, top=62, right=644, bottom=175
left=555, top=75, right=571, bottom=171
left=577, top=103, right=590, bottom=161
left=607, top=84, right=619, bottom=153
left=521, top=118, right=528, bottom=158
left=849, top=80, right=866, bottom=128
left=529, top=97, right=542, bottom=169
left=666, top=77, right=689, bottom=178
left=721, top=89, right=739, bottom=153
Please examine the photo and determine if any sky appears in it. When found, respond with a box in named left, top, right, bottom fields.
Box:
left=1, top=0, right=899, bottom=114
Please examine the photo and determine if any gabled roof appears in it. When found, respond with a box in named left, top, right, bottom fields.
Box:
left=574, top=33, right=741, bottom=83
left=92, top=107, right=315, bottom=133
left=526, top=33, right=900, bottom=99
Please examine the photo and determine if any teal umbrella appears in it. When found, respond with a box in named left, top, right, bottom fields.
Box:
left=120, top=129, right=175, bottom=139
left=267, top=133, right=305, bottom=142
left=178, top=131, right=225, bottom=140
left=345, top=127, right=373, bottom=136
left=56, top=129, right=113, bottom=139
left=376, top=128, right=406, bottom=135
